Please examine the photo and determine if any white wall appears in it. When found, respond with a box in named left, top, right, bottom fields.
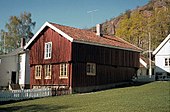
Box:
left=155, top=39, right=170, bottom=73
left=0, top=55, right=18, bottom=87
left=19, top=53, right=26, bottom=85
left=155, top=56, right=170, bottom=73
left=19, top=51, right=30, bottom=88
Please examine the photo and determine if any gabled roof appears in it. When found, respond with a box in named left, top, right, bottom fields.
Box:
left=25, top=22, right=142, bottom=52
left=153, top=34, right=170, bottom=55
left=0, top=48, right=23, bottom=57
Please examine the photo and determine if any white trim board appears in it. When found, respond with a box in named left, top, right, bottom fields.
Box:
left=153, top=34, right=170, bottom=55
left=140, top=58, right=147, bottom=68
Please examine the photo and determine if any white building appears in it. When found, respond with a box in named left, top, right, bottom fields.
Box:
left=0, top=41, right=30, bottom=90
left=0, top=49, right=20, bottom=90
left=18, top=50, right=30, bottom=89
left=153, top=34, right=170, bottom=80
left=137, top=57, right=155, bottom=76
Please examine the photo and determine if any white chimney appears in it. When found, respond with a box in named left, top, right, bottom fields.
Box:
left=96, top=24, right=102, bottom=36
left=20, top=38, right=25, bottom=48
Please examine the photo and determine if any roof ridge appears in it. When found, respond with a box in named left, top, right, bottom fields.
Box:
left=50, top=22, right=95, bottom=34
left=25, top=21, right=142, bottom=52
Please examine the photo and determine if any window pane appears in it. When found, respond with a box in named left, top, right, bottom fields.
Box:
left=37, top=67, right=38, bottom=76
left=64, top=64, right=67, bottom=76
left=92, top=65, right=95, bottom=74
left=60, top=64, right=67, bottom=77
left=46, top=65, right=48, bottom=76
left=35, top=65, right=41, bottom=79
left=37, top=66, right=39, bottom=76
left=38, top=66, right=41, bottom=77
left=61, top=65, right=63, bottom=76
left=44, top=65, right=51, bottom=79
left=87, top=63, right=96, bottom=75
left=48, top=65, right=50, bottom=76
left=45, top=42, right=52, bottom=59
left=87, top=64, right=90, bottom=73
left=165, top=58, right=168, bottom=66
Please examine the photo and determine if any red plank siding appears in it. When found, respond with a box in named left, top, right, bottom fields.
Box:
left=72, top=43, right=139, bottom=88
left=29, top=27, right=72, bottom=88
left=72, top=43, right=139, bottom=68
left=72, top=62, right=136, bottom=88
left=30, top=27, right=71, bottom=65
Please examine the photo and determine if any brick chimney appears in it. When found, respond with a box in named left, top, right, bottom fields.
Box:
left=96, top=24, right=102, bottom=36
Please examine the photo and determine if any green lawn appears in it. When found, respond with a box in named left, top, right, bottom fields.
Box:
left=0, top=81, right=170, bottom=112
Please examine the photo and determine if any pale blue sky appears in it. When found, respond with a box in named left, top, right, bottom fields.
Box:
left=0, top=0, right=149, bottom=33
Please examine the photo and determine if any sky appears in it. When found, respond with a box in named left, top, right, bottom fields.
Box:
left=0, top=0, right=149, bottom=33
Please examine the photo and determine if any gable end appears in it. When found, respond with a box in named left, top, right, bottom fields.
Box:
left=153, top=34, right=170, bottom=55
left=24, top=22, right=73, bottom=49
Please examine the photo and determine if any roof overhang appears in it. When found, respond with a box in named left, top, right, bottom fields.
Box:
left=73, top=40, right=141, bottom=52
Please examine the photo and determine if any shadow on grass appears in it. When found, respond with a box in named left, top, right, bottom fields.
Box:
left=88, top=81, right=154, bottom=93
left=0, top=104, right=70, bottom=112
left=0, top=98, right=34, bottom=105
left=115, top=81, right=153, bottom=88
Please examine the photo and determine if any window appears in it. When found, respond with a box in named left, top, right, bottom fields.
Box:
left=165, top=58, right=170, bottom=66
left=165, top=58, right=168, bottom=66
left=44, top=42, right=52, bottom=59
left=44, top=65, right=52, bottom=79
left=87, top=63, right=96, bottom=76
left=35, top=65, right=42, bottom=79
left=60, top=63, right=68, bottom=78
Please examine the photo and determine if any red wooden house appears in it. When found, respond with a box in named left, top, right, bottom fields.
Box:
left=25, top=22, right=141, bottom=93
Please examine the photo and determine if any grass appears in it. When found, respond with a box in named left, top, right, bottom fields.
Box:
left=0, top=81, right=170, bottom=112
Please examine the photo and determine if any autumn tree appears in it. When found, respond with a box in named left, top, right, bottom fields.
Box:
left=0, top=12, right=35, bottom=53
left=116, top=2, right=170, bottom=51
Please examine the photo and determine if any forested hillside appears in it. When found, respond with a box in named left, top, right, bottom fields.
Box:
left=91, top=0, right=170, bottom=51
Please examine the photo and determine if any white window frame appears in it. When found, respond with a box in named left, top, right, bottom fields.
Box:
left=35, top=65, right=42, bottom=79
left=87, top=63, right=96, bottom=76
left=60, top=63, right=68, bottom=79
left=44, top=65, right=52, bottom=79
left=44, top=42, right=52, bottom=59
